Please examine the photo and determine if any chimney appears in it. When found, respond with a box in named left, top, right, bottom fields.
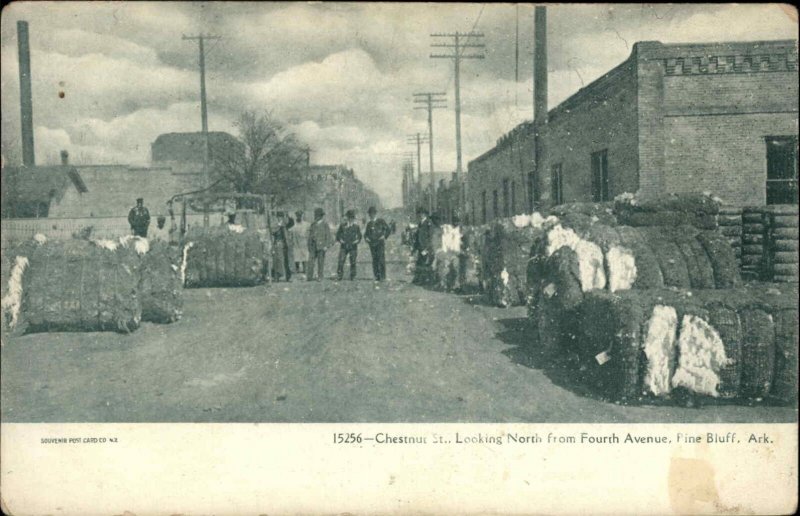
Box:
left=18, top=20, right=35, bottom=167
left=533, top=6, right=548, bottom=127
left=60, top=150, right=69, bottom=165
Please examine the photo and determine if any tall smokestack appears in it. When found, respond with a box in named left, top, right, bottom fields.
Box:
left=533, top=6, right=548, bottom=127
left=18, top=20, right=35, bottom=167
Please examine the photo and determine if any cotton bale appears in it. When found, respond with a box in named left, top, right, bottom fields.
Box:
left=695, top=230, right=742, bottom=288
left=641, top=228, right=692, bottom=288
left=739, top=308, right=776, bottom=399
left=138, top=240, right=183, bottom=323
left=484, top=220, right=545, bottom=307
left=614, top=192, right=721, bottom=230
left=19, top=239, right=142, bottom=334
left=183, top=225, right=266, bottom=288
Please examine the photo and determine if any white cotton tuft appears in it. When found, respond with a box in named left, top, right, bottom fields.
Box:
left=439, top=224, right=461, bottom=253
left=133, top=237, right=149, bottom=255
left=643, top=305, right=678, bottom=397
left=543, top=283, right=556, bottom=298
left=671, top=314, right=730, bottom=397
left=512, top=212, right=558, bottom=229
left=500, top=268, right=510, bottom=286
left=228, top=224, right=245, bottom=234
left=614, top=191, right=637, bottom=205
left=92, top=239, right=119, bottom=251
left=181, top=242, right=194, bottom=285
left=546, top=225, right=606, bottom=291
left=1, top=256, right=29, bottom=330
left=607, top=245, right=637, bottom=292
left=33, top=233, right=47, bottom=245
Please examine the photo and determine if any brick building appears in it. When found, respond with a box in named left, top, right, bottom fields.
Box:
left=466, top=39, right=798, bottom=224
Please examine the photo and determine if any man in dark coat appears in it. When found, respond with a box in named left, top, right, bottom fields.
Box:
left=335, top=209, right=362, bottom=280
left=272, top=212, right=295, bottom=281
left=307, top=207, right=333, bottom=281
left=364, top=206, right=390, bottom=281
left=128, top=198, right=151, bottom=237
left=413, top=206, right=434, bottom=284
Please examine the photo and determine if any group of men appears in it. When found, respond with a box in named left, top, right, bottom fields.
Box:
left=272, top=206, right=393, bottom=282
left=128, top=197, right=396, bottom=282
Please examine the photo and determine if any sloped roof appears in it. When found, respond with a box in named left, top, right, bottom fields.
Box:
left=1, top=165, right=86, bottom=216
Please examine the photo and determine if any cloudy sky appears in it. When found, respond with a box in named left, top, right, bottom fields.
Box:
left=1, top=3, right=797, bottom=206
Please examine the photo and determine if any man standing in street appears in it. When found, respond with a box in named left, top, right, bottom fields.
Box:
left=364, top=206, right=390, bottom=281
left=413, top=206, right=434, bottom=285
left=128, top=197, right=151, bottom=237
left=307, top=207, right=332, bottom=281
left=336, top=209, right=362, bottom=281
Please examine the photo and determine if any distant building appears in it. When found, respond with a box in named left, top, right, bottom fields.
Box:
left=276, top=164, right=381, bottom=224
left=466, top=39, right=799, bottom=224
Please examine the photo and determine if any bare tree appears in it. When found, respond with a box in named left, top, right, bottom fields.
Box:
left=213, top=111, right=309, bottom=205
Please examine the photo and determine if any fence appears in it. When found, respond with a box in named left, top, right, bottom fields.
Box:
left=1, top=214, right=212, bottom=251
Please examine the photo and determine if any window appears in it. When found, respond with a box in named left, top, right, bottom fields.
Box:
left=481, top=191, right=487, bottom=224
left=551, top=164, right=563, bottom=205
left=492, top=190, right=499, bottom=221
left=591, top=150, right=609, bottom=202
left=502, top=179, right=510, bottom=217
left=766, top=136, right=798, bottom=205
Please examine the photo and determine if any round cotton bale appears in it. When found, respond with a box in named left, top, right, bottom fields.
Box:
left=542, top=246, right=584, bottom=312
left=772, top=227, right=800, bottom=240
left=717, top=214, right=742, bottom=226
left=719, top=225, right=742, bottom=237
left=695, top=231, right=742, bottom=288
left=773, top=251, right=799, bottom=264
left=741, top=244, right=765, bottom=255
left=773, top=275, right=799, bottom=283
left=642, top=228, right=692, bottom=288
left=773, top=262, right=799, bottom=274
left=761, top=205, right=799, bottom=215
left=770, top=308, right=798, bottom=404
left=772, top=215, right=799, bottom=228
left=741, top=211, right=764, bottom=224
left=614, top=226, right=664, bottom=289
left=681, top=233, right=717, bottom=289
left=774, top=240, right=799, bottom=252
left=739, top=308, right=776, bottom=399
left=705, top=304, right=743, bottom=399
left=741, top=255, right=763, bottom=266
left=742, top=233, right=764, bottom=245
left=742, top=223, right=765, bottom=235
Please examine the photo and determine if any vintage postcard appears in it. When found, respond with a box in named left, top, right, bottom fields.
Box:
left=1, top=2, right=798, bottom=514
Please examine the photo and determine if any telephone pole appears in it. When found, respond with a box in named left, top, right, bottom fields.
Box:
left=407, top=133, right=429, bottom=208
left=183, top=33, right=221, bottom=227
left=430, top=31, right=485, bottom=205
left=413, top=92, right=446, bottom=210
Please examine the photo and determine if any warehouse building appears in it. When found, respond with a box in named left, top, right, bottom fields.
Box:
left=466, top=39, right=798, bottom=224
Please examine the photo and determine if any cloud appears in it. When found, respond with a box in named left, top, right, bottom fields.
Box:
left=2, top=3, right=797, bottom=207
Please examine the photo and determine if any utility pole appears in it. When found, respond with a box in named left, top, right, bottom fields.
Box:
left=183, top=33, right=221, bottom=227
left=430, top=31, right=485, bottom=214
left=407, top=133, right=429, bottom=210
left=413, top=92, right=446, bottom=211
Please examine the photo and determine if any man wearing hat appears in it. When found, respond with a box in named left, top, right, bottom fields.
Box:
left=272, top=211, right=295, bottom=281
left=307, top=207, right=332, bottom=281
left=128, top=197, right=151, bottom=237
left=412, top=206, right=434, bottom=284
left=364, top=206, right=390, bottom=281
left=335, top=209, right=362, bottom=281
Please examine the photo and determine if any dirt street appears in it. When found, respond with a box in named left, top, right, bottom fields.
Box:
left=1, top=256, right=796, bottom=423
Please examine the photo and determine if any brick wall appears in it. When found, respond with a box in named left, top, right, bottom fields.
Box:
left=639, top=39, right=798, bottom=204
left=539, top=57, right=640, bottom=206
left=466, top=123, right=535, bottom=224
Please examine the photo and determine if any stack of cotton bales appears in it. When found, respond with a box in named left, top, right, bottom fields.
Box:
left=717, top=206, right=743, bottom=269
left=574, top=285, right=797, bottom=404
left=764, top=205, right=799, bottom=283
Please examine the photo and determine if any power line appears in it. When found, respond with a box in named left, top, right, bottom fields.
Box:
left=430, top=31, right=484, bottom=213
left=413, top=92, right=447, bottom=211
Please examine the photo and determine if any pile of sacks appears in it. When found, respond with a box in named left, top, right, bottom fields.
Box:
left=1, top=234, right=183, bottom=335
